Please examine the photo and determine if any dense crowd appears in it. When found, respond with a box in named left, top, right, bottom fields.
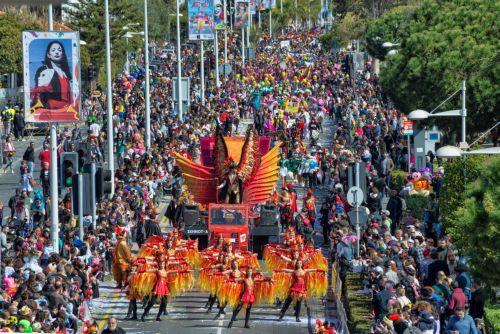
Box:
left=0, top=25, right=486, bottom=334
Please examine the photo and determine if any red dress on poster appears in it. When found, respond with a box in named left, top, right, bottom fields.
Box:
left=46, top=75, right=71, bottom=109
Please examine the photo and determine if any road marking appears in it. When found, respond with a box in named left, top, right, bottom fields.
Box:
left=216, top=313, right=225, bottom=334
left=97, top=290, right=121, bottom=331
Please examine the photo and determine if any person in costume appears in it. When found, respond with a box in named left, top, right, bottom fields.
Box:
left=112, top=227, right=133, bottom=289
left=277, top=261, right=325, bottom=322
left=217, top=161, right=243, bottom=204
left=203, top=254, right=230, bottom=313
left=213, top=259, right=243, bottom=320
left=124, top=262, right=141, bottom=321
left=278, top=188, right=293, bottom=231
left=227, top=267, right=270, bottom=329
left=141, top=261, right=191, bottom=322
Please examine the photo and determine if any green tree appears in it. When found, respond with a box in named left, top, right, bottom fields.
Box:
left=449, top=157, right=500, bottom=288
left=0, top=11, right=42, bottom=78
left=365, top=6, right=415, bottom=60
left=129, top=0, right=176, bottom=41
left=379, top=0, right=499, bottom=136
left=439, top=154, right=486, bottom=229
left=65, top=0, right=142, bottom=80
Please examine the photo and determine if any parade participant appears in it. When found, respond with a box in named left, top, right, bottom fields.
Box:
left=124, top=262, right=140, bottom=321
left=278, top=188, right=293, bottom=231
left=277, top=261, right=326, bottom=322
left=141, top=261, right=192, bottom=322
left=214, top=260, right=244, bottom=319
left=226, top=267, right=272, bottom=329
left=112, top=227, right=133, bottom=289
left=200, top=254, right=230, bottom=313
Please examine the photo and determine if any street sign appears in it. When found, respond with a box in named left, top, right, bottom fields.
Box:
left=172, top=77, right=190, bottom=104
left=347, top=186, right=364, bottom=207
left=245, top=47, right=256, bottom=59
left=403, top=120, right=414, bottom=136
left=348, top=206, right=368, bottom=228
left=221, top=63, right=233, bottom=76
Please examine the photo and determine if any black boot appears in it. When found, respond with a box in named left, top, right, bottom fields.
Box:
left=244, top=305, right=252, bottom=328
left=214, top=304, right=225, bottom=320
left=206, top=295, right=216, bottom=313
left=124, top=300, right=133, bottom=320
left=278, top=296, right=292, bottom=321
left=129, top=300, right=138, bottom=320
left=295, top=300, right=302, bottom=322
left=142, top=298, right=155, bottom=322
left=156, top=297, right=167, bottom=321
left=227, top=304, right=242, bottom=328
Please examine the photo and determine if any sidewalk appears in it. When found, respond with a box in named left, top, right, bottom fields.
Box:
left=0, top=134, right=47, bottom=221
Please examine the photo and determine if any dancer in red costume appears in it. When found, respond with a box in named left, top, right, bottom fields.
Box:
left=202, top=254, right=230, bottom=313
left=141, top=261, right=191, bottom=322
left=213, top=259, right=243, bottom=319
left=277, top=261, right=325, bottom=322
left=227, top=267, right=268, bottom=329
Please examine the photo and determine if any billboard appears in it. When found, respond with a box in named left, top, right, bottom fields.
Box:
left=188, top=0, right=215, bottom=40
left=234, top=0, right=249, bottom=28
left=257, top=0, right=272, bottom=10
left=23, top=31, right=81, bottom=123
left=214, top=0, right=226, bottom=30
left=250, top=0, right=256, bottom=14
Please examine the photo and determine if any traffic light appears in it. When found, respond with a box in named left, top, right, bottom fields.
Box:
left=72, top=173, right=92, bottom=216
left=95, top=166, right=113, bottom=199
left=87, top=64, right=95, bottom=80
left=60, top=152, right=79, bottom=190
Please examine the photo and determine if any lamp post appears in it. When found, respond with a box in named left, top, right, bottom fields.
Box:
left=143, top=0, right=151, bottom=150
left=104, top=0, right=115, bottom=196
left=408, top=81, right=468, bottom=148
left=47, top=2, right=59, bottom=253
left=176, top=0, right=183, bottom=119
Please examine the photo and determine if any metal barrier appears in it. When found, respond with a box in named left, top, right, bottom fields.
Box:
left=331, top=261, right=350, bottom=334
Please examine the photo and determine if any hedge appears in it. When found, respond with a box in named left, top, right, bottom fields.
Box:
left=485, top=304, right=500, bottom=334
left=344, top=272, right=372, bottom=334
left=390, top=169, right=408, bottom=191
left=405, top=194, right=429, bottom=221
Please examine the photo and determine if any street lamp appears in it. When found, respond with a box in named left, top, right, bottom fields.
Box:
left=408, top=81, right=468, bottom=149
left=382, top=41, right=399, bottom=48
left=123, top=31, right=144, bottom=75
left=436, top=145, right=500, bottom=158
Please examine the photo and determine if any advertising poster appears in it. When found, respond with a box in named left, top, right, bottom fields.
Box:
left=250, top=0, right=256, bottom=14
left=260, top=0, right=272, bottom=10
left=23, top=31, right=81, bottom=123
left=214, top=0, right=226, bottom=30
left=188, top=0, right=215, bottom=40
left=234, top=0, right=249, bottom=27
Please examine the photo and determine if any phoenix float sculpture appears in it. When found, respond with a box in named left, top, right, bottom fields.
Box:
left=174, top=125, right=281, bottom=206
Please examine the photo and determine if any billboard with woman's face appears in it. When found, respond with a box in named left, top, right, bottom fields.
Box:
left=23, top=31, right=81, bottom=123
left=234, top=0, right=249, bottom=28
left=214, top=0, right=226, bottom=30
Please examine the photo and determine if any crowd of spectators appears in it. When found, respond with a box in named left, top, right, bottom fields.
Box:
left=0, top=25, right=486, bottom=334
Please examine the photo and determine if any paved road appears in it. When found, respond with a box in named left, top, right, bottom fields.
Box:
left=0, top=133, right=47, bottom=221
left=91, top=117, right=342, bottom=333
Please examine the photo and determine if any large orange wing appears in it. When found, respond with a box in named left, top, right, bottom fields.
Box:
left=242, top=142, right=281, bottom=206
left=174, top=152, right=217, bottom=204
left=213, top=125, right=230, bottom=181
left=237, top=126, right=261, bottom=185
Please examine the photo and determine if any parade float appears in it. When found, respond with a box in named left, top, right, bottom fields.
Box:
left=174, top=125, right=281, bottom=248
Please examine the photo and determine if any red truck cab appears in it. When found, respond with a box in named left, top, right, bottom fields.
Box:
left=208, top=204, right=249, bottom=250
